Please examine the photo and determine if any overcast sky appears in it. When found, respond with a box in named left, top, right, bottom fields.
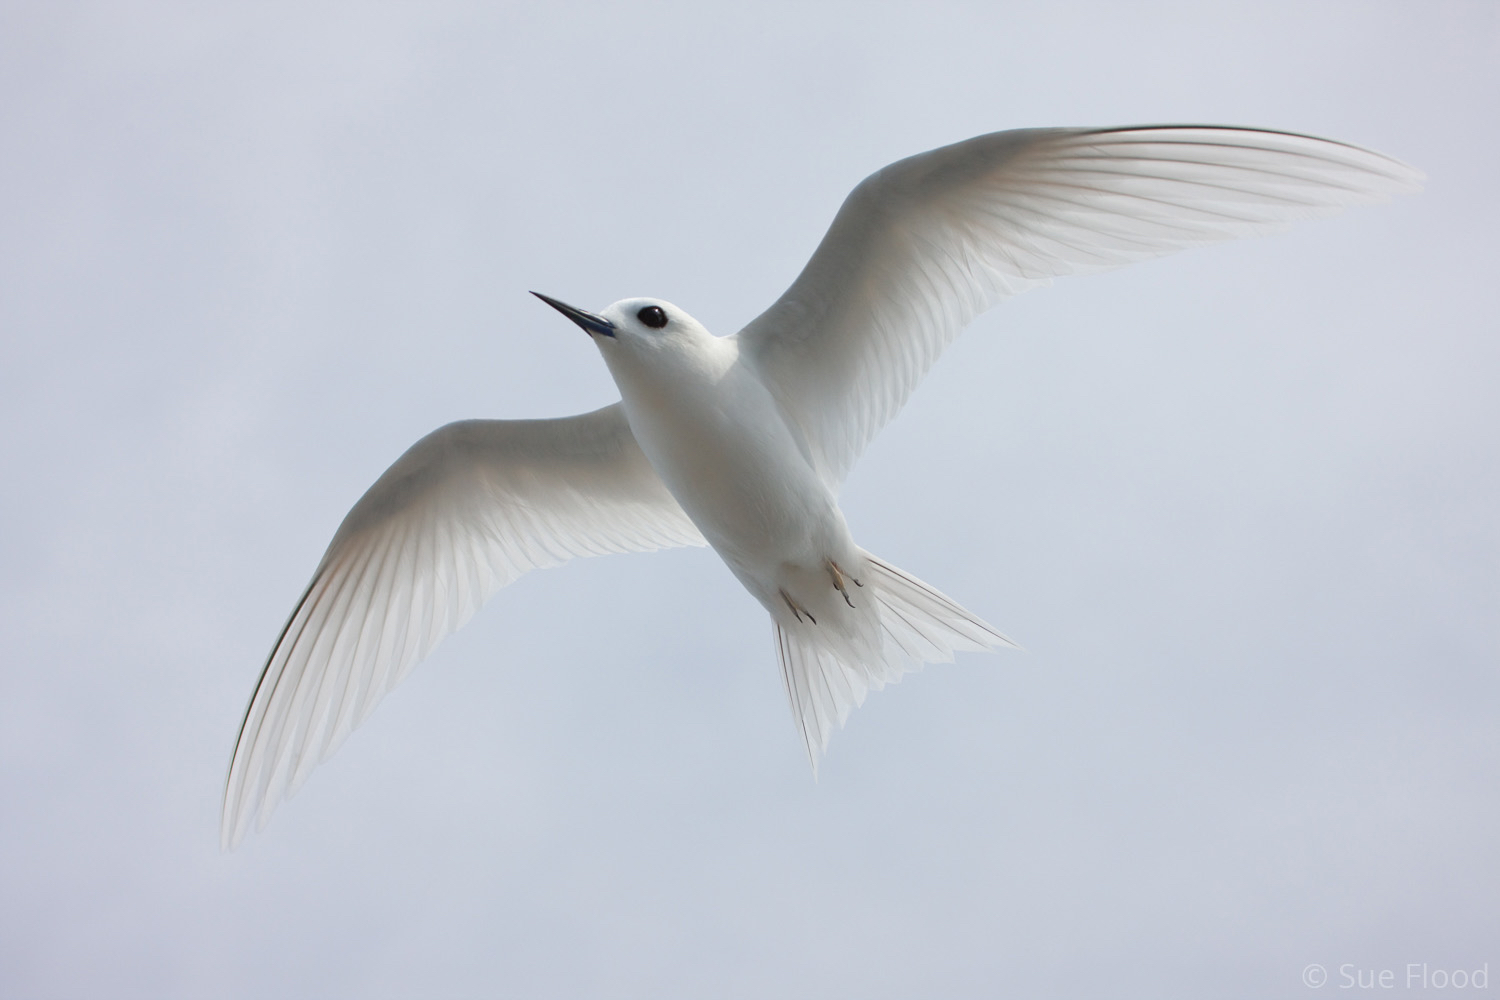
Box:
left=1, top=2, right=1496, bottom=997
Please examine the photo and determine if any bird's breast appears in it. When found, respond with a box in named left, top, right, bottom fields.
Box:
left=614, top=355, right=843, bottom=575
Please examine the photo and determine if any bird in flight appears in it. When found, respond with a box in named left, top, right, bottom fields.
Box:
left=222, top=125, right=1420, bottom=848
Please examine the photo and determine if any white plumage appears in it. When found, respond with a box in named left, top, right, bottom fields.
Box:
left=223, top=126, right=1421, bottom=848
left=222, top=407, right=704, bottom=848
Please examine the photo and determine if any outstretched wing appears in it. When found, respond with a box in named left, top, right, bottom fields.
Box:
left=736, top=126, right=1423, bottom=487
left=222, top=403, right=704, bottom=848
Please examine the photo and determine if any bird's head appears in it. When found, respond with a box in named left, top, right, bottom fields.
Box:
left=531, top=293, right=722, bottom=376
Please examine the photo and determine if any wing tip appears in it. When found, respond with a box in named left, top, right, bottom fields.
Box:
left=1064, top=123, right=1425, bottom=190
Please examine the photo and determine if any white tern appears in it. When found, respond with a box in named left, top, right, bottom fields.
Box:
left=222, top=125, right=1421, bottom=848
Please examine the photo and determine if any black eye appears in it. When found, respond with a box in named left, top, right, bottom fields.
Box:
left=637, top=305, right=668, bottom=329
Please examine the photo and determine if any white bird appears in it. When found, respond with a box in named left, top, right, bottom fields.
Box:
left=222, top=125, right=1421, bottom=848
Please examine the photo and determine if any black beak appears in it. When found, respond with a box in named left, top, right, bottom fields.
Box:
left=531, top=292, right=616, bottom=338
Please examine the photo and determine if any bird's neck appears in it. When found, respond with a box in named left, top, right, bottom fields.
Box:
left=604, top=333, right=739, bottom=411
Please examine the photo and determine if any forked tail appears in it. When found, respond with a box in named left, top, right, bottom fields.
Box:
left=773, top=553, right=1017, bottom=770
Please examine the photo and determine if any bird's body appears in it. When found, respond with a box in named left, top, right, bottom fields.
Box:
left=222, top=125, right=1421, bottom=848
left=597, top=303, right=865, bottom=638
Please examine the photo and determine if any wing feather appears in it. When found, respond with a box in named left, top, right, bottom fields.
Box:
left=737, top=126, right=1422, bottom=485
left=222, top=403, right=704, bottom=848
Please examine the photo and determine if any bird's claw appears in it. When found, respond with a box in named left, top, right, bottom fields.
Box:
left=780, top=589, right=816, bottom=625
left=829, top=561, right=858, bottom=608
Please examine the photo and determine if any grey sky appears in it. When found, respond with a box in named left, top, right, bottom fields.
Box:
left=1, top=2, right=1495, bottom=997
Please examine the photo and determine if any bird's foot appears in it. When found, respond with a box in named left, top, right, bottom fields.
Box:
left=780, top=589, right=817, bottom=625
left=828, top=561, right=862, bottom=608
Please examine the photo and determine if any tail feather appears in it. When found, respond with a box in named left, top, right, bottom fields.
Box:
left=774, top=553, right=1017, bottom=771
